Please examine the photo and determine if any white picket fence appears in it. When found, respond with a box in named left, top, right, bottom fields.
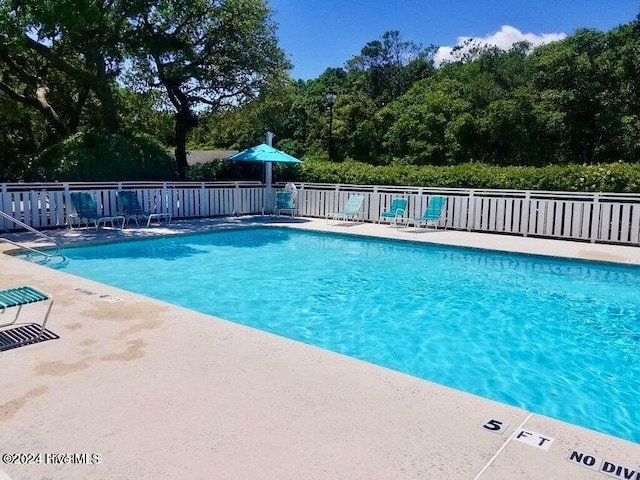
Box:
left=0, top=181, right=265, bottom=231
left=294, top=183, right=640, bottom=245
left=1, top=181, right=640, bottom=245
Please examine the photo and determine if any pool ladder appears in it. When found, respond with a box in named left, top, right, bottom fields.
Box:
left=0, top=211, right=66, bottom=265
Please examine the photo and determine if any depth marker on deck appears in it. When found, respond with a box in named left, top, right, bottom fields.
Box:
left=471, top=413, right=533, bottom=480
left=100, top=295, right=122, bottom=303
left=74, top=288, right=123, bottom=303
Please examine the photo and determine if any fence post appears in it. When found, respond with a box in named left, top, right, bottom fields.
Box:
left=162, top=182, right=168, bottom=216
left=298, top=183, right=305, bottom=216
left=590, top=193, right=601, bottom=243
left=467, top=190, right=475, bottom=231
left=200, top=182, right=207, bottom=217
left=0, top=183, right=6, bottom=231
left=233, top=182, right=240, bottom=216
left=62, top=183, right=71, bottom=226
left=371, top=186, right=379, bottom=223
left=521, top=191, right=531, bottom=237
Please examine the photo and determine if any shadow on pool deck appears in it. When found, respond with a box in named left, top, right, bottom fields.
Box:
left=0, top=324, right=60, bottom=352
left=1, top=215, right=312, bottom=248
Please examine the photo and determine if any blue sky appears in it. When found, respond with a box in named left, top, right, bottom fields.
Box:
left=269, top=0, right=640, bottom=80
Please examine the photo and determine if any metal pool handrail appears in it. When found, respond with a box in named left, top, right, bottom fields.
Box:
left=0, top=210, right=61, bottom=260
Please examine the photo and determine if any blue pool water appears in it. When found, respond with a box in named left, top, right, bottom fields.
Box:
left=46, top=228, right=640, bottom=443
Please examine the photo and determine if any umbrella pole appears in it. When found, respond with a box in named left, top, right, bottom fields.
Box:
left=264, top=131, right=274, bottom=217
left=263, top=161, right=273, bottom=216
left=268, top=161, right=273, bottom=215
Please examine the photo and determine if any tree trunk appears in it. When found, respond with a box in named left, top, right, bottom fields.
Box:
left=0, top=79, right=70, bottom=136
left=175, top=115, right=188, bottom=180
left=68, top=84, right=91, bottom=133
left=21, top=36, right=120, bottom=134
left=174, top=108, right=197, bottom=180
left=87, top=47, right=120, bottom=134
left=94, top=81, right=120, bottom=134
left=35, top=80, right=71, bottom=136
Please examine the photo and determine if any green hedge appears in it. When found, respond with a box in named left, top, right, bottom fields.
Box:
left=296, top=160, right=640, bottom=192
left=187, top=160, right=301, bottom=183
left=38, top=132, right=175, bottom=181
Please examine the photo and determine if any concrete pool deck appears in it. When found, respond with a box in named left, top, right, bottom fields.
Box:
left=1, top=216, right=639, bottom=480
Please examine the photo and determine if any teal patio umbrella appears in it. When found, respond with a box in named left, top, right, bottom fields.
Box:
left=226, top=142, right=301, bottom=214
left=226, top=143, right=302, bottom=164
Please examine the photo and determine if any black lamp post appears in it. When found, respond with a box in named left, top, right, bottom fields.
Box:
left=325, top=88, right=338, bottom=161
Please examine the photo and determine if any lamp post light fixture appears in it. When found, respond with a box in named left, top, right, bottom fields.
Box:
left=325, top=88, right=338, bottom=161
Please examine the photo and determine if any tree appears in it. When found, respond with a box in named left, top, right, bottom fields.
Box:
left=0, top=94, right=47, bottom=181
left=117, top=87, right=175, bottom=145
left=379, top=78, right=471, bottom=165
left=127, top=0, right=290, bottom=179
left=530, top=29, right=616, bottom=163
left=605, top=20, right=640, bottom=162
left=0, top=0, right=126, bottom=136
left=346, top=30, right=435, bottom=107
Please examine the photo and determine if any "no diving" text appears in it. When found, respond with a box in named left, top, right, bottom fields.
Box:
left=568, top=450, right=639, bottom=480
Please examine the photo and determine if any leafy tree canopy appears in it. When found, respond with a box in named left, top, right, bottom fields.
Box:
left=2, top=8, right=640, bottom=181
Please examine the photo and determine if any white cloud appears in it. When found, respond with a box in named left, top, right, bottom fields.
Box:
left=434, top=25, right=567, bottom=66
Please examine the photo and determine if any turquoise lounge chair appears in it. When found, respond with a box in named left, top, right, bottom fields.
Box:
left=117, top=190, right=171, bottom=227
left=68, top=192, right=125, bottom=229
left=274, top=191, right=298, bottom=217
left=327, top=195, right=365, bottom=224
left=405, top=196, right=448, bottom=230
left=0, top=286, right=53, bottom=349
left=379, top=197, right=408, bottom=225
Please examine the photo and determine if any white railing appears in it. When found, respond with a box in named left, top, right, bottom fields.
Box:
left=293, top=183, right=640, bottom=245
left=0, top=210, right=62, bottom=260
left=2, top=181, right=640, bottom=245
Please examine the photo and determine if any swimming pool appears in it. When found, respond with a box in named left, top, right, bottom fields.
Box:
left=45, top=227, right=640, bottom=443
